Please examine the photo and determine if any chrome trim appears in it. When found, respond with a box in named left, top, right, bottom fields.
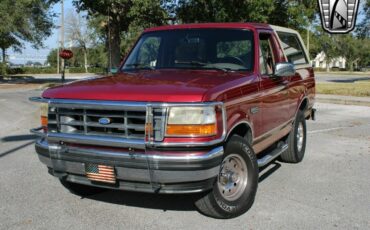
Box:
left=29, top=97, right=147, bottom=111
left=36, top=139, right=224, bottom=162
left=30, top=97, right=227, bottom=148
left=274, top=62, right=296, bottom=77
left=47, top=133, right=146, bottom=149
left=30, top=127, right=46, bottom=137
left=64, top=174, right=213, bottom=194
left=29, top=97, right=223, bottom=108
left=38, top=152, right=220, bottom=184
left=146, top=103, right=227, bottom=147
left=257, top=143, right=288, bottom=167
left=29, top=97, right=49, bottom=103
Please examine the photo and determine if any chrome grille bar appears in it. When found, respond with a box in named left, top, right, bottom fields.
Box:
left=49, top=106, right=147, bottom=140
left=29, top=97, right=227, bottom=148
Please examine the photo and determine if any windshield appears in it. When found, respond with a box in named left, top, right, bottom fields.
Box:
left=122, top=29, right=254, bottom=72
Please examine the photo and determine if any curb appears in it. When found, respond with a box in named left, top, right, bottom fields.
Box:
left=316, top=96, right=370, bottom=107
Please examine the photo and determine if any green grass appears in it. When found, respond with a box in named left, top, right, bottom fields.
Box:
left=316, top=82, right=370, bottom=97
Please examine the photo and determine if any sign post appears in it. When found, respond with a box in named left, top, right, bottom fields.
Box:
left=59, top=49, right=73, bottom=83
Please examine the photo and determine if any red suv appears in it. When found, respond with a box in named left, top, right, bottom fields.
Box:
left=30, top=23, right=315, bottom=218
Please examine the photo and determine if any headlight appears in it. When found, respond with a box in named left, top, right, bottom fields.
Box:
left=40, top=103, right=48, bottom=128
left=166, top=107, right=217, bottom=137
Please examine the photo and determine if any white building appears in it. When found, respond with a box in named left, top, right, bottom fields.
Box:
left=312, top=51, right=346, bottom=69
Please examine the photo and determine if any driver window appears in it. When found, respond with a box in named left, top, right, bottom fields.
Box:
left=259, top=33, right=275, bottom=75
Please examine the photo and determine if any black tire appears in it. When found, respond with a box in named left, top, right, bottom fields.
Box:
left=60, top=179, right=106, bottom=196
left=195, top=135, right=259, bottom=219
left=280, top=110, right=307, bottom=163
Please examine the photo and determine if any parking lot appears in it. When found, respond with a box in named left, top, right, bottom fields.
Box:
left=0, top=87, right=369, bottom=229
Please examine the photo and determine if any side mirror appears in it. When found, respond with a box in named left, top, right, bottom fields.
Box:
left=274, top=62, right=295, bottom=77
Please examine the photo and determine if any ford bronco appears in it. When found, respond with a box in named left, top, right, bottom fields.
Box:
left=30, top=23, right=315, bottom=218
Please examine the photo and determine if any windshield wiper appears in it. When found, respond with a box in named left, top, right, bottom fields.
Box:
left=174, top=60, right=207, bottom=66
left=175, top=61, right=232, bottom=72
left=208, top=67, right=233, bottom=72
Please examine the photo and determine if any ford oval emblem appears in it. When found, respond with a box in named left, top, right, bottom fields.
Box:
left=98, top=117, right=111, bottom=125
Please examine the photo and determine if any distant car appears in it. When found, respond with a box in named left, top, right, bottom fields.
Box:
left=30, top=23, right=316, bottom=219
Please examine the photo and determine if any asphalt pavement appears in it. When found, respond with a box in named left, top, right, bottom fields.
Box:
left=0, top=87, right=369, bottom=230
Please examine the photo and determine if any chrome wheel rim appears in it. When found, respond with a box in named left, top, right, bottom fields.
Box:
left=297, top=122, right=304, bottom=152
left=217, top=154, right=248, bottom=201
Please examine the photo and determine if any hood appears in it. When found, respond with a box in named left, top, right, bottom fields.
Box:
left=42, top=69, right=254, bottom=102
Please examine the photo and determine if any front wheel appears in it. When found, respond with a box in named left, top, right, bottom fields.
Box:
left=195, top=135, right=259, bottom=219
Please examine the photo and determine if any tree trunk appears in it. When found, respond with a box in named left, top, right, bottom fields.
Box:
left=83, top=47, right=88, bottom=73
left=1, top=48, right=7, bottom=79
left=108, top=24, right=121, bottom=72
left=349, top=61, right=354, bottom=72
left=326, top=60, right=330, bottom=72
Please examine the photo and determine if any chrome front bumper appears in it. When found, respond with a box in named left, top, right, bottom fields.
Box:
left=35, top=139, right=223, bottom=194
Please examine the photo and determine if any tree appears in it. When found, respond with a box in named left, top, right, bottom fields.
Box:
left=72, top=0, right=169, bottom=70
left=65, top=10, right=93, bottom=73
left=176, top=0, right=318, bottom=31
left=336, top=35, right=363, bottom=71
left=0, top=0, right=56, bottom=78
left=46, top=49, right=58, bottom=67
left=46, top=46, right=107, bottom=69
left=311, top=27, right=340, bottom=72
left=356, top=0, right=370, bottom=39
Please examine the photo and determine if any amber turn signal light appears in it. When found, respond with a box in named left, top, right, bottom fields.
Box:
left=41, top=116, right=48, bottom=127
left=166, top=124, right=217, bottom=137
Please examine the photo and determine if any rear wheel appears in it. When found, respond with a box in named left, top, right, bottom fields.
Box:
left=60, top=179, right=105, bottom=196
left=280, top=110, right=307, bottom=163
left=195, top=135, right=259, bottom=219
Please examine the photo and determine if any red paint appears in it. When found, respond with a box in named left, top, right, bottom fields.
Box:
left=42, top=23, right=315, bottom=151
left=42, top=69, right=253, bottom=102
left=59, top=49, right=73, bottom=59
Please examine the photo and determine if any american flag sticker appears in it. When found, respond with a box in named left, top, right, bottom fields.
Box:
left=85, top=163, right=116, bottom=184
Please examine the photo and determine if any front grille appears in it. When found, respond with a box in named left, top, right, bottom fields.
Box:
left=47, top=105, right=166, bottom=142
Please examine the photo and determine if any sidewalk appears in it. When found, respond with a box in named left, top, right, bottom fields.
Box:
left=316, top=94, right=370, bottom=107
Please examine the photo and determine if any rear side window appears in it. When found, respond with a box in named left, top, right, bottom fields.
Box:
left=277, top=32, right=308, bottom=65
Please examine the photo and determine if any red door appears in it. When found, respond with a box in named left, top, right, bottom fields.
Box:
left=258, top=31, right=291, bottom=136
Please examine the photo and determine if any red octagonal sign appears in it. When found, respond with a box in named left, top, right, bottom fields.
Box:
left=59, top=49, right=73, bottom=60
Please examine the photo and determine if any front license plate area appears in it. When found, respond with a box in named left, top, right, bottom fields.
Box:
left=85, top=163, right=116, bottom=184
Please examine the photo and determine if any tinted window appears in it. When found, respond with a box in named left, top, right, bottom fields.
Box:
left=137, top=37, right=161, bottom=67
left=259, top=33, right=275, bottom=75
left=217, top=40, right=252, bottom=58
left=123, top=29, right=254, bottom=72
left=277, top=32, right=308, bottom=65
